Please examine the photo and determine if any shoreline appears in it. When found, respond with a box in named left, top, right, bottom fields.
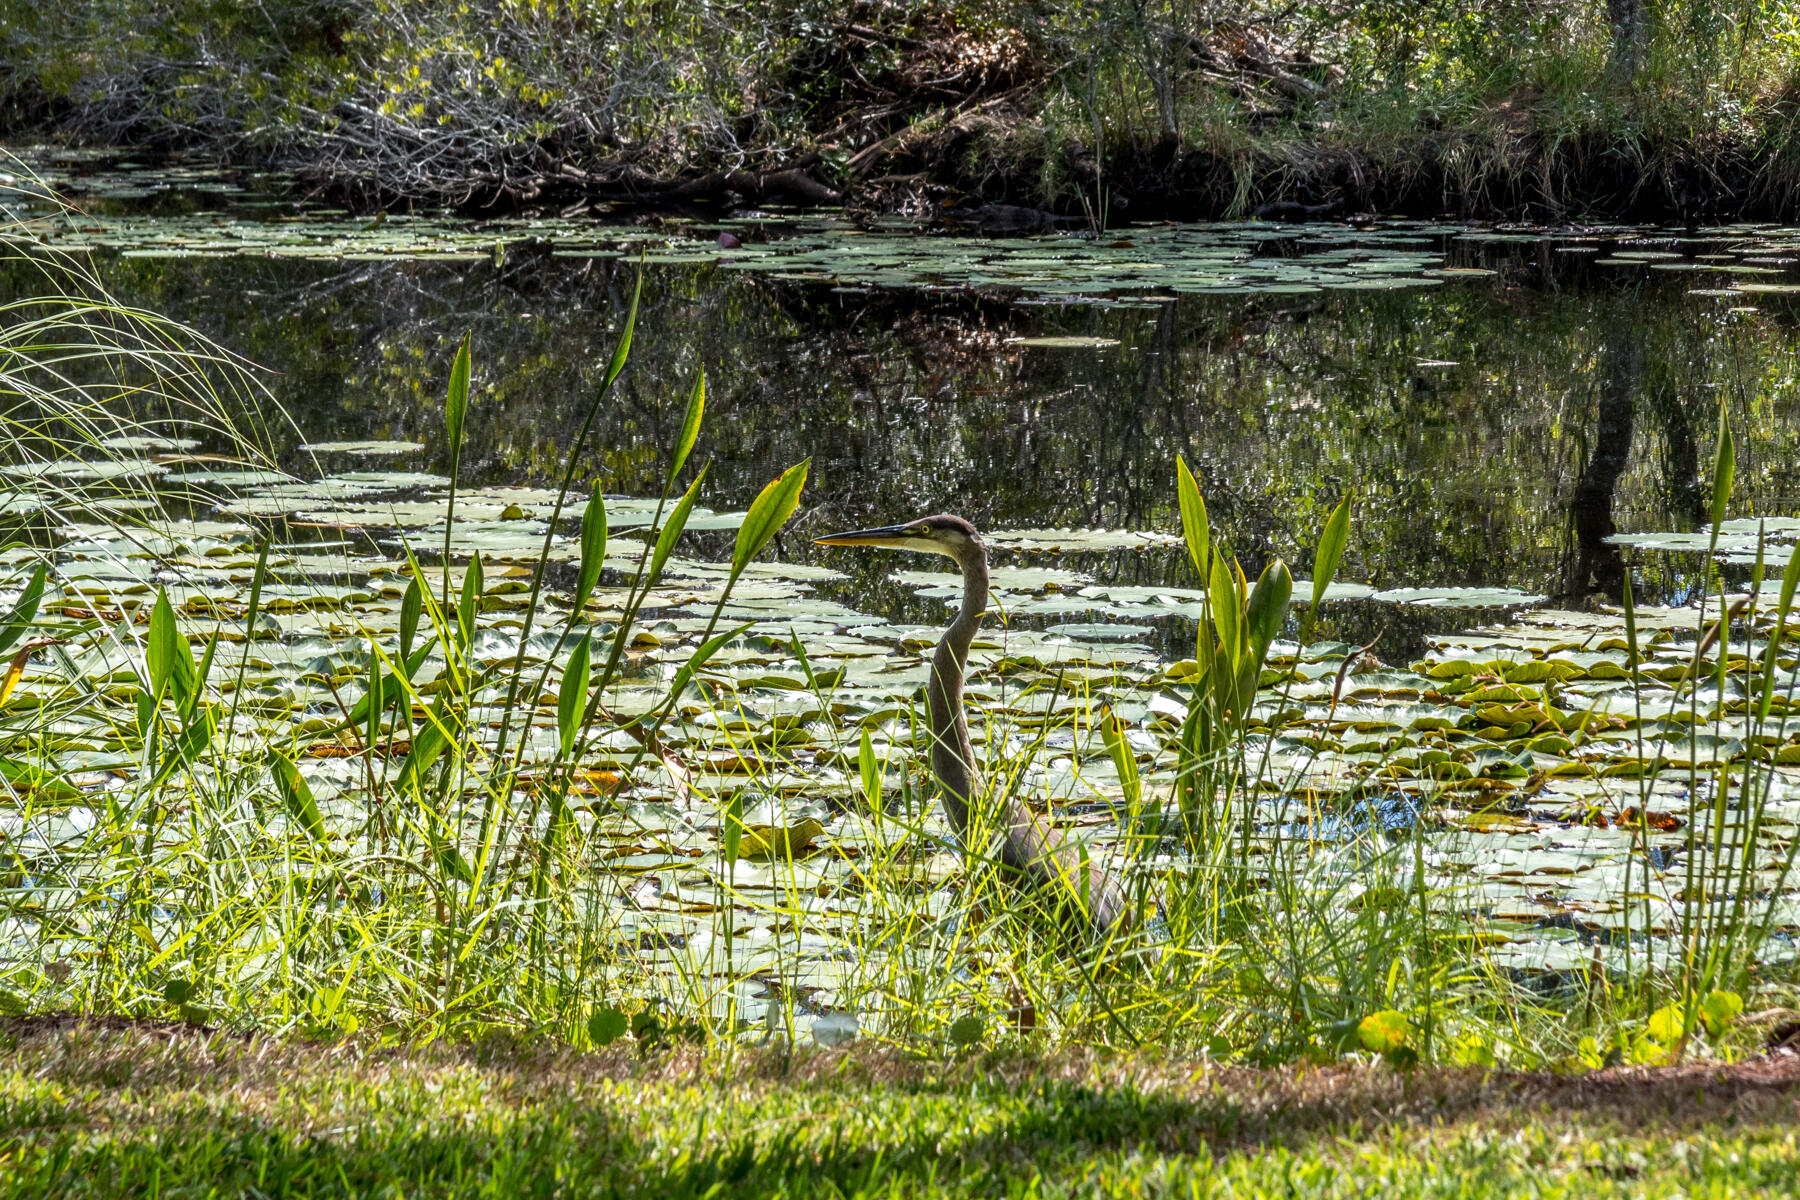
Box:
left=9, top=102, right=1796, bottom=226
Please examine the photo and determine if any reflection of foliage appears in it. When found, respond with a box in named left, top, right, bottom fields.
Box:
left=52, top=240, right=1800, bottom=621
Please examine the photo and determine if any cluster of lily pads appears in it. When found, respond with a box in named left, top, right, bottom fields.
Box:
left=3, top=403, right=1797, bottom=1048
left=9, top=155, right=1798, bottom=309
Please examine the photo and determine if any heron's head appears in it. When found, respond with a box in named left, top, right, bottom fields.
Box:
left=814, top=513, right=982, bottom=562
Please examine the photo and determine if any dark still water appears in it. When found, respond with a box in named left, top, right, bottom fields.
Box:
left=8, top=162, right=1800, bottom=652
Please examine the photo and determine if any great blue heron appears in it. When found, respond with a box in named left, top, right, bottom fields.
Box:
left=816, top=514, right=1129, bottom=932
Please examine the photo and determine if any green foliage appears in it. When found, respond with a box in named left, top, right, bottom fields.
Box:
left=5, top=2, right=1796, bottom=213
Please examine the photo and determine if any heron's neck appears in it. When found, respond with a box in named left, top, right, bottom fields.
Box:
left=926, top=541, right=987, bottom=833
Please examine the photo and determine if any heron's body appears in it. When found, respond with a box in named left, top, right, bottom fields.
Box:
left=818, top=514, right=1128, bottom=932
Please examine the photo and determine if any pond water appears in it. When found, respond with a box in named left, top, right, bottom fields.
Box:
left=7, top=149, right=1800, bottom=658
left=6, top=150, right=1800, bottom=1040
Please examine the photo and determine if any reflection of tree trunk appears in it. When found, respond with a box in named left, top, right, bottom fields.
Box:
left=1572, top=321, right=1641, bottom=599
left=1651, top=387, right=1705, bottom=528
left=1607, top=0, right=1650, bottom=80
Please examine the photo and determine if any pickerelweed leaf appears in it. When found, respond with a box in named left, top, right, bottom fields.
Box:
left=457, top=556, right=484, bottom=647
left=1209, top=553, right=1242, bottom=662
left=147, top=589, right=195, bottom=705
left=1246, top=558, right=1293, bottom=662
left=1176, top=457, right=1210, bottom=581
left=603, top=269, right=641, bottom=392
left=399, top=576, right=423, bottom=662
left=1307, top=496, right=1351, bottom=639
left=574, top=488, right=608, bottom=614
left=1099, top=707, right=1141, bottom=806
left=733, top=460, right=810, bottom=577
left=444, top=331, right=472, bottom=462
left=271, top=752, right=328, bottom=844
left=649, top=468, right=709, bottom=586
left=669, top=370, right=705, bottom=486
left=558, top=632, right=591, bottom=754
left=1710, top=402, right=1735, bottom=531
left=858, top=728, right=881, bottom=809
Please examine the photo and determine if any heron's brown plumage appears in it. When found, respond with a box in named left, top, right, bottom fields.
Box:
left=817, top=513, right=1129, bottom=932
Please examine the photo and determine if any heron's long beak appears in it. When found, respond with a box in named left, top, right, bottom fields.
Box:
left=813, top=523, right=920, bottom=551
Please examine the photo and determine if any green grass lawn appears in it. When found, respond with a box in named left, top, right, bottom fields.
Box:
left=4, top=1019, right=1799, bottom=1198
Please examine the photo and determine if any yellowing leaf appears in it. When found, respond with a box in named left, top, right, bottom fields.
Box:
left=1701, top=990, right=1743, bottom=1037
left=1356, top=1009, right=1413, bottom=1053
left=729, top=818, right=825, bottom=861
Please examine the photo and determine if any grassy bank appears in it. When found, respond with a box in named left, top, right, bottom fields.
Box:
left=5, top=1019, right=1800, bottom=1197
left=3, top=2, right=1799, bottom=219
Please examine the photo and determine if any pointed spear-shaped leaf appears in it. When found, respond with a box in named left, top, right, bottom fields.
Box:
left=1176, top=457, right=1210, bottom=581
left=399, top=575, right=423, bottom=662
left=1208, top=553, right=1242, bottom=663
left=271, top=752, right=328, bottom=844
left=397, top=697, right=458, bottom=796
left=0, top=564, right=47, bottom=657
left=668, top=370, right=705, bottom=487
left=648, top=467, right=708, bottom=587
left=456, top=556, right=483, bottom=647
left=572, top=489, right=608, bottom=614
left=444, top=331, right=472, bottom=462
left=441, top=332, right=473, bottom=608
left=602, top=270, right=641, bottom=392
left=732, top=459, right=810, bottom=577
left=147, top=589, right=195, bottom=705
left=858, top=728, right=882, bottom=810
left=558, top=633, right=592, bottom=755
left=1246, top=558, right=1293, bottom=662
left=1099, top=708, right=1142, bottom=806
left=1710, top=402, right=1735, bottom=530
left=1305, top=496, right=1350, bottom=640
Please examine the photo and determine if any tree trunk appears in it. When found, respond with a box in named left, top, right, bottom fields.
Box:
left=1607, top=0, right=1651, bottom=80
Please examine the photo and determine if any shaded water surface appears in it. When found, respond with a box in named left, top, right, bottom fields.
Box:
left=8, top=153, right=1800, bottom=649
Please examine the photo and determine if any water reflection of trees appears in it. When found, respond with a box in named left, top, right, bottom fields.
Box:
left=63, top=247, right=1800, bottom=608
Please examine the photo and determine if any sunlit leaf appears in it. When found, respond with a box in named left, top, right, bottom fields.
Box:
left=1356, top=1009, right=1412, bottom=1053
left=271, top=752, right=328, bottom=844
left=444, top=331, right=472, bottom=461
left=147, top=589, right=195, bottom=705
left=602, top=271, right=641, bottom=392
left=1245, top=558, right=1292, bottom=661
left=558, top=633, right=591, bottom=754
left=669, top=370, right=705, bottom=485
left=649, top=468, right=708, bottom=585
left=732, top=460, right=810, bottom=578
left=1701, top=990, right=1743, bottom=1037
left=399, top=576, right=423, bottom=661
left=573, top=489, right=607, bottom=614
left=1176, top=457, right=1209, bottom=580
left=858, top=728, right=882, bottom=809
left=1306, top=496, right=1351, bottom=639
